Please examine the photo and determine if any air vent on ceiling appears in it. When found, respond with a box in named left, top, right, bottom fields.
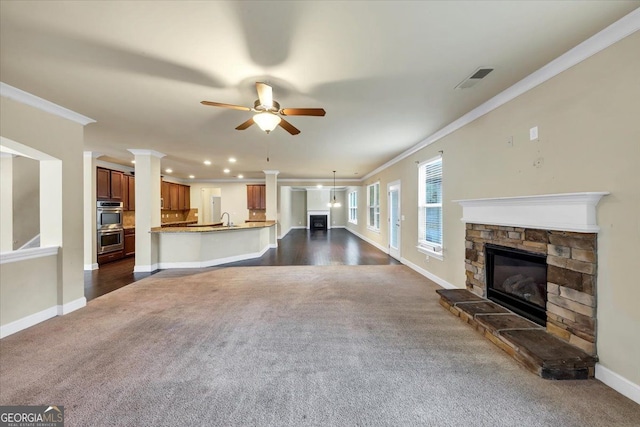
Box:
left=455, top=67, right=494, bottom=90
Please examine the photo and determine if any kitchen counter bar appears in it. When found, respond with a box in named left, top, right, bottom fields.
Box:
left=151, top=221, right=276, bottom=233
left=150, top=221, right=276, bottom=268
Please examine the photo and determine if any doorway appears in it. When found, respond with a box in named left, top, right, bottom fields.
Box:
left=388, top=181, right=401, bottom=260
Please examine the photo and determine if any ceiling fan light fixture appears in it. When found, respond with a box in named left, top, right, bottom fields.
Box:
left=253, top=112, right=281, bottom=133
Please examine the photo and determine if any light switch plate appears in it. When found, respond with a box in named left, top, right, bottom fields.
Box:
left=530, top=126, right=539, bottom=141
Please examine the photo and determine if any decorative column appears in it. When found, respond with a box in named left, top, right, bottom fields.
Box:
left=264, top=170, right=279, bottom=247
left=129, top=149, right=165, bottom=272
left=83, top=151, right=101, bottom=269
left=0, top=153, right=14, bottom=251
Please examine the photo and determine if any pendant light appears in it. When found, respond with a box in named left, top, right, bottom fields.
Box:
left=327, top=171, right=341, bottom=208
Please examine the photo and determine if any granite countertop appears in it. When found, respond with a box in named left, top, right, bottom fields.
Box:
left=151, top=221, right=276, bottom=233
left=160, top=220, right=199, bottom=227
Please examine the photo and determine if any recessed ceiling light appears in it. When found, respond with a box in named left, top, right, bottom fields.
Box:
left=131, top=160, right=136, bottom=164
left=228, top=158, right=236, bottom=163
left=223, top=168, right=230, bottom=173
left=189, top=175, right=195, bottom=179
left=204, top=160, right=212, bottom=166
left=165, top=168, right=172, bottom=173
left=238, top=174, right=244, bottom=179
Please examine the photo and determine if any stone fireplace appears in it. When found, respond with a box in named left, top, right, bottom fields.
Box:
left=457, top=192, right=608, bottom=356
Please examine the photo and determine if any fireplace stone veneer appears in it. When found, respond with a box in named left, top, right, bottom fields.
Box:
left=465, top=224, right=597, bottom=355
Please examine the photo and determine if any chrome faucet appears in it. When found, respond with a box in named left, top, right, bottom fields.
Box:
left=221, top=212, right=231, bottom=227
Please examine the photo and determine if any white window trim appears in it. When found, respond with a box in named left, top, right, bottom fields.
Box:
left=367, top=182, right=380, bottom=232
left=348, top=190, right=358, bottom=225
left=417, top=155, right=443, bottom=259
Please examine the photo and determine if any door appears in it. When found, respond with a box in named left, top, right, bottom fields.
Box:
left=388, top=181, right=401, bottom=260
left=211, top=196, right=221, bottom=223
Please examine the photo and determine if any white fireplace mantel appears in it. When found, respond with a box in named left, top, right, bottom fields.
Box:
left=454, top=192, right=609, bottom=233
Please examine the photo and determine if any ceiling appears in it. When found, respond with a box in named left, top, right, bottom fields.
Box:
left=1, top=1, right=637, bottom=181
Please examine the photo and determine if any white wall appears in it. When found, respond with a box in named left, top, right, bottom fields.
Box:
left=278, top=186, right=292, bottom=238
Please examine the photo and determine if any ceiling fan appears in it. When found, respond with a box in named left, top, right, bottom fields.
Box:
left=201, top=82, right=325, bottom=135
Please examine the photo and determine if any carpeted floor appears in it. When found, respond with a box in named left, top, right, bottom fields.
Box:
left=1, top=265, right=638, bottom=426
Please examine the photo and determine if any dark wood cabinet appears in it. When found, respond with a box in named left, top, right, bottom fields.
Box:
left=161, top=180, right=190, bottom=210
left=98, top=250, right=123, bottom=264
left=161, top=181, right=170, bottom=209
left=97, top=167, right=125, bottom=201
left=124, top=228, right=135, bottom=257
left=97, top=168, right=110, bottom=199
left=122, top=175, right=135, bottom=210
left=110, top=171, right=123, bottom=201
left=184, top=186, right=190, bottom=210
left=178, top=184, right=185, bottom=210
left=169, top=183, right=179, bottom=210
left=247, top=185, right=266, bottom=209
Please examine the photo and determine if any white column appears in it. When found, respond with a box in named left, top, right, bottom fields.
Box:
left=39, top=159, right=63, bottom=247
left=129, top=149, right=165, bottom=272
left=264, top=170, right=279, bottom=247
left=83, top=151, right=101, bottom=269
left=0, top=154, right=14, bottom=251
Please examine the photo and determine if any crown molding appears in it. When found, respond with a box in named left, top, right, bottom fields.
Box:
left=362, top=9, right=640, bottom=181
left=83, top=151, right=103, bottom=158
left=0, top=82, right=96, bottom=126
left=263, top=170, right=280, bottom=175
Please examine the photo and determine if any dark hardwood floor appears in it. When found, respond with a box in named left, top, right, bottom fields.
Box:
left=85, top=228, right=399, bottom=301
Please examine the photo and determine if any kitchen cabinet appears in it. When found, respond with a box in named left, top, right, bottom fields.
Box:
left=97, top=167, right=124, bottom=201
left=178, top=184, right=185, bottom=210
left=161, top=181, right=170, bottom=209
left=161, top=181, right=190, bottom=210
left=122, top=175, right=135, bottom=211
left=169, top=183, right=179, bottom=210
left=247, top=185, right=266, bottom=209
left=98, top=250, right=123, bottom=265
left=124, top=228, right=135, bottom=257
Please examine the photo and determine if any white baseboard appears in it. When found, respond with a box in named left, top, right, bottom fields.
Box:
left=269, top=243, right=277, bottom=249
left=1, top=297, right=87, bottom=339
left=0, top=306, right=57, bottom=338
left=278, top=226, right=292, bottom=239
left=400, top=257, right=457, bottom=289
left=595, top=364, right=640, bottom=405
left=158, top=244, right=271, bottom=269
left=345, top=228, right=388, bottom=254
left=84, top=263, right=99, bottom=271
left=57, top=297, right=86, bottom=315
left=134, top=263, right=159, bottom=273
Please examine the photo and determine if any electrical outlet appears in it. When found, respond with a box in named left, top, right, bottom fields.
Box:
left=530, top=126, right=539, bottom=141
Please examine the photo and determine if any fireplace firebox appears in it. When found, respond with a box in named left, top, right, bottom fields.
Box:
left=485, top=244, right=547, bottom=326
left=310, top=215, right=327, bottom=231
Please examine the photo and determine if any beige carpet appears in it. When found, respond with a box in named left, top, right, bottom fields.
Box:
left=1, top=265, right=638, bottom=426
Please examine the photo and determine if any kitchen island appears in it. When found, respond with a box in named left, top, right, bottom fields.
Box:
left=150, top=221, right=276, bottom=268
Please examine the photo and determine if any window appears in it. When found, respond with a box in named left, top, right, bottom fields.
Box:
left=418, top=156, right=443, bottom=256
left=348, top=191, right=358, bottom=224
left=367, top=182, right=380, bottom=231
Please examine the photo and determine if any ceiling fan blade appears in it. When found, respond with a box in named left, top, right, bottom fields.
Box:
left=256, top=82, right=273, bottom=108
left=201, top=101, right=251, bottom=112
left=235, top=117, right=255, bottom=130
left=280, top=108, right=326, bottom=117
left=278, top=118, right=301, bottom=135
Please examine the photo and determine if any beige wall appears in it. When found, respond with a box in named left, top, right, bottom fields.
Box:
left=329, top=189, right=347, bottom=227
left=291, top=190, right=307, bottom=227
left=278, top=186, right=292, bottom=237
left=348, top=33, right=640, bottom=384
left=0, top=254, right=58, bottom=325
left=0, top=96, right=86, bottom=326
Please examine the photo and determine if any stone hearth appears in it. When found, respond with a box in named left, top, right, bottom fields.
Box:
left=437, top=289, right=597, bottom=379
